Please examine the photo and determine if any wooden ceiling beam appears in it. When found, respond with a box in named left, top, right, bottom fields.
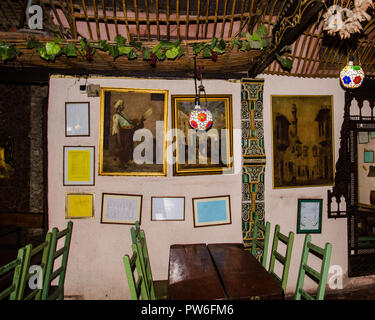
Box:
left=248, top=0, right=325, bottom=78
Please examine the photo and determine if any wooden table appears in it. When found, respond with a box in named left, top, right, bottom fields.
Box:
left=167, top=243, right=226, bottom=300
left=208, top=243, right=284, bottom=300
left=168, top=243, right=284, bottom=300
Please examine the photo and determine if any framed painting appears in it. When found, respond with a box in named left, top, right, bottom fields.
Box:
left=101, top=193, right=142, bottom=225
left=192, top=195, right=231, bottom=228
left=63, top=146, right=95, bottom=186
left=151, top=196, right=185, bottom=221
left=99, top=88, right=168, bottom=176
left=358, top=131, right=369, bottom=144
left=65, top=102, right=90, bottom=137
left=271, top=95, right=334, bottom=188
left=297, top=199, right=322, bottom=234
left=65, top=193, right=94, bottom=219
left=171, top=95, right=233, bottom=176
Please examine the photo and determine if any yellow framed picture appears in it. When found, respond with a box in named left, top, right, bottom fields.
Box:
left=66, top=193, right=94, bottom=219
left=63, top=146, right=95, bottom=186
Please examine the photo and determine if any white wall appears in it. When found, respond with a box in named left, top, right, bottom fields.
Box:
left=47, top=76, right=243, bottom=300
left=261, top=74, right=348, bottom=294
left=48, top=74, right=375, bottom=300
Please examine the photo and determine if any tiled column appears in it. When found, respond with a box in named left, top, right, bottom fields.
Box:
left=241, top=79, right=266, bottom=251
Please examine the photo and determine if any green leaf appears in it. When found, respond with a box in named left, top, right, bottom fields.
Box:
left=108, top=45, right=119, bottom=59
left=251, top=33, right=261, bottom=42
left=128, top=49, right=137, bottom=60
left=152, top=43, right=162, bottom=54
left=177, top=45, right=184, bottom=58
left=261, top=38, right=270, bottom=49
left=160, top=40, right=175, bottom=50
left=45, top=41, right=61, bottom=57
left=231, top=38, right=241, bottom=49
left=27, top=38, right=43, bottom=49
left=202, top=46, right=212, bottom=58
left=129, top=41, right=142, bottom=51
left=210, top=37, right=218, bottom=49
left=97, top=40, right=109, bottom=51
left=142, top=47, right=151, bottom=60
left=64, top=43, right=77, bottom=57
left=155, top=49, right=165, bottom=61
left=166, top=46, right=179, bottom=60
left=255, top=25, right=268, bottom=37
left=246, top=32, right=252, bottom=42
left=276, top=53, right=293, bottom=70
left=54, top=35, right=62, bottom=44
left=192, top=42, right=207, bottom=55
left=118, top=46, right=132, bottom=56
left=114, top=34, right=126, bottom=46
left=37, top=47, right=49, bottom=61
left=249, top=40, right=261, bottom=49
left=80, top=38, right=88, bottom=50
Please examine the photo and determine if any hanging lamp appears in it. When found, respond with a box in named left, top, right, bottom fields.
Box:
left=340, top=53, right=365, bottom=89
left=189, top=58, right=213, bottom=131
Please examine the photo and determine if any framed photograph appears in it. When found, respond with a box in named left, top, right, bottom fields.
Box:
left=63, top=146, right=95, bottom=186
left=99, top=87, right=168, bottom=176
left=271, top=95, right=334, bottom=188
left=101, top=193, right=142, bottom=225
left=65, top=102, right=90, bottom=136
left=297, top=199, right=322, bottom=234
left=151, top=197, right=185, bottom=221
left=192, top=195, right=231, bottom=228
left=65, top=193, right=94, bottom=219
left=370, top=132, right=375, bottom=139
left=364, top=150, right=374, bottom=163
left=358, top=131, right=369, bottom=144
left=171, top=95, right=233, bottom=176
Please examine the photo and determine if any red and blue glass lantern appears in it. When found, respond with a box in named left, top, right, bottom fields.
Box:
left=340, top=61, right=365, bottom=89
left=189, top=104, right=213, bottom=131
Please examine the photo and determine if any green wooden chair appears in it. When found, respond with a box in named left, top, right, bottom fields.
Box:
left=130, top=221, right=168, bottom=300
left=123, top=244, right=150, bottom=300
left=294, top=234, right=332, bottom=300
left=42, top=221, right=73, bottom=300
left=17, top=232, right=52, bottom=300
left=0, top=247, right=26, bottom=300
left=250, top=215, right=271, bottom=268
left=268, top=225, right=294, bottom=291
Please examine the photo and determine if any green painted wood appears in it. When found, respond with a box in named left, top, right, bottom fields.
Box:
left=294, top=234, right=332, bottom=300
left=123, top=245, right=149, bottom=300
left=251, top=215, right=271, bottom=268
left=42, top=221, right=73, bottom=300
left=17, top=232, right=52, bottom=300
left=0, top=247, right=26, bottom=300
left=268, top=225, right=294, bottom=292
left=130, top=221, right=168, bottom=300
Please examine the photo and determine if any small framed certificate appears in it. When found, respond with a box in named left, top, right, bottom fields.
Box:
left=65, top=102, right=90, bottom=136
left=151, top=197, right=185, bottom=221
left=297, top=199, right=322, bottom=234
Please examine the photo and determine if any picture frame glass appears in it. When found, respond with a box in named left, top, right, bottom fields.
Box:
left=193, top=196, right=231, bottom=227
left=271, top=95, right=334, bottom=188
left=64, top=146, right=95, bottom=186
left=151, top=197, right=185, bottom=221
left=171, top=95, right=233, bottom=176
left=99, top=88, right=168, bottom=176
left=101, top=193, right=142, bottom=225
left=65, top=102, right=90, bottom=136
left=297, top=199, right=322, bottom=233
left=66, top=193, right=94, bottom=218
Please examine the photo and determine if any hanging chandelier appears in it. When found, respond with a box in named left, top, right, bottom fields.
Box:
left=340, top=60, right=365, bottom=89
left=188, top=59, right=213, bottom=131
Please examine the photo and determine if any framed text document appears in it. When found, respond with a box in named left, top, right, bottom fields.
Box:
left=151, top=197, right=185, bottom=221
left=297, top=199, right=322, bottom=233
left=101, top=193, right=142, bottom=225
left=63, top=146, right=95, bottom=186
left=192, top=195, right=231, bottom=228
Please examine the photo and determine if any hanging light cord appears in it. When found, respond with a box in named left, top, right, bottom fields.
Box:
left=194, top=56, right=200, bottom=106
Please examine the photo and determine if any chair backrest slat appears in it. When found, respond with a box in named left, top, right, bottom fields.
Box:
left=251, top=215, right=271, bottom=268
left=294, top=234, right=332, bottom=300
left=0, top=246, right=26, bottom=300
left=42, top=221, right=73, bottom=300
left=268, top=224, right=294, bottom=292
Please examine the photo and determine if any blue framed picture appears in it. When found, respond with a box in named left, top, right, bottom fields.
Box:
left=192, top=195, right=231, bottom=227
left=370, top=132, right=375, bottom=139
left=364, top=150, right=374, bottom=163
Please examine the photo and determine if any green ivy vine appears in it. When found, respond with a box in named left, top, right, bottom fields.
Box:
left=0, top=25, right=293, bottom=70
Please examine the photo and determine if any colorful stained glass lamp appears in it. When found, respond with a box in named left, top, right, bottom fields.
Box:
left=189, top=60, right=213, bottom=131
left=340, top=60, right=365, bottom=89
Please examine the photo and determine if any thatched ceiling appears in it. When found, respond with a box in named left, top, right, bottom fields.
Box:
left=0, top=0, right=375, bottom=81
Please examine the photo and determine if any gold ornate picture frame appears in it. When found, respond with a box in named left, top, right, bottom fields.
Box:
left=99, top=87, right=168, bottom=176
left=171, top=94, right=233, bottom=176
left=271, top=95, right=334, bottom=188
